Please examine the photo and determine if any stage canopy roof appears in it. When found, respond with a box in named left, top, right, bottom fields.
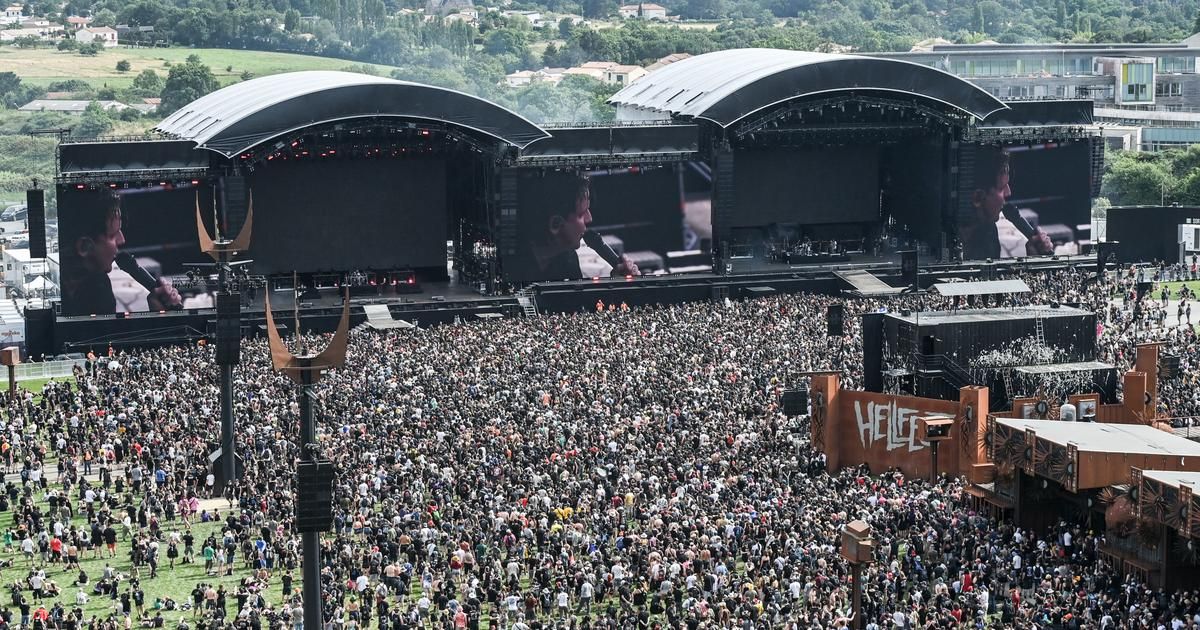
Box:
left=155, top=71, right=550, bottom=158
left=932, top=279, right=1031, bottom=297
left=1142, top=470, right=1200, bottom=488
left=997, top=418, right=1200, bottom=457
left=609, top=48, right=1008, bottom=127
left=994, top=418, right=1200, bottom=490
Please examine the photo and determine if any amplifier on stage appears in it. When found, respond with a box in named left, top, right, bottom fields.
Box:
left=392, top=270, right=421, bottom=294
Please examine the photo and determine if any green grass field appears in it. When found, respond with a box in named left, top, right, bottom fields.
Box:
left=1155, top=280, right=1200, bottom=297
left=0, top=46, right=397, bottom=90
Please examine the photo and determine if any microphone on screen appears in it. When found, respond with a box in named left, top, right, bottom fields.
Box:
left=1001, top=204, right=1038, bottom=240
left=582, top=230, right=623, bottom=269
left=115, top=252, right=182, bottom=310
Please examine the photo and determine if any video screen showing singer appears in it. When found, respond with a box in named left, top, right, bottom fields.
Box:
left=962, top=146, right=1053, bottom=261
left=510, top=174, right=641, bottom=281
left=60, top=192, right=182, bottom=316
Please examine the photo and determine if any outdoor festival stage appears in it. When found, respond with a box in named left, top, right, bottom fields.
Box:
left=41, top=252, right=1098, bottom=352
left=34, top=55, right=1099, bottom=357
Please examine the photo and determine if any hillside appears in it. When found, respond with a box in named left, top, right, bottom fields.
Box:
left=0, top=47, right=394, bottom=90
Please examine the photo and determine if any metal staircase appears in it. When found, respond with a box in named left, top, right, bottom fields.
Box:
left=1034, top=316, right=1046, bottom=348
left=915, top=354, right=975, bottom=391
left=516, top=288, right=538, bottom=317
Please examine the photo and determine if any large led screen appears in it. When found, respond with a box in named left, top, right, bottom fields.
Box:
left=958, top=141, right=1091, bottom=261
left=505, top=165, right=711, bottom=282
left=245, top=159, right=448, bottom=275
left=58, top=158, right=451, bottom=317
left=733, top=147, right=881, bottom=226
left=58, top=184, right=214, bottom=317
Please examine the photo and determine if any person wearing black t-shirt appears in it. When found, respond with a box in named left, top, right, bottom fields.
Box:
left=962, top=147, right=1052, bottom=261
left=61, top=192, right=180, bottom=317
left=510, top=174, right=639, bottom=282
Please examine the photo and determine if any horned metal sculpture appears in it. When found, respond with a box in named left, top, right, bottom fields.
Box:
left=264, top=285, right=349, bottom=630
left=196, top=191, right=253, bottom=491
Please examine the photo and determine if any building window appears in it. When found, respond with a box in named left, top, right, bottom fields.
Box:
left=1156, top=82, right=1182, bottom=97
left=1157, top=56, right=1196, bottom=74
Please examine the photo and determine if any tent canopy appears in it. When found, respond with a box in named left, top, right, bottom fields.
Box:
left=24, top=276, right=55, bottom=291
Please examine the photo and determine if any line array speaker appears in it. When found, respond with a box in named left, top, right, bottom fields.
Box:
left=26, top=188, right=45, bottom=259
left=296, top=460, right=336, bottom=533
left=216, top=292, right=241, bottom=365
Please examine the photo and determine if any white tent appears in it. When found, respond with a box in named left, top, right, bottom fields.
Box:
left=24, top=276, right=55, bottom=291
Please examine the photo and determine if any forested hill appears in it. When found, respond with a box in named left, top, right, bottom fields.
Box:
left=55, top=0, right=1197, bottom=64
left=7, top=0, right=1196, bottom=125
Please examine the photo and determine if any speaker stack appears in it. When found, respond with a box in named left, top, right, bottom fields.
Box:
left=26, top=188, right=46, bottom=259
left=296, top=460, right=336, bottom=532
left=827, top=304, right=844, bottom=337
left=215, top=292, right=241, bottom=365
left=781, top=388, right=809, bottom=417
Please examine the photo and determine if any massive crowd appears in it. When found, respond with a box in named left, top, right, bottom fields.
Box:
left=3, top=265, right=1200, bottom=630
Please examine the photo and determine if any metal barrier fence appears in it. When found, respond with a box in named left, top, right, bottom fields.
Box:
left=1174, top=425, right=1200, bottom=441
left=13, top=359, right=85, bottom=383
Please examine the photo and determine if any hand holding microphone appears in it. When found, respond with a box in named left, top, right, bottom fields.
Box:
left=1001, top=204, right=1053, bottom=255
left=116, top=253, right=183, bottom=311
left=582, top=231, right=641, bottom=277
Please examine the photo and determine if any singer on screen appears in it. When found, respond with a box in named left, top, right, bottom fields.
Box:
left=511, top=174, right=640, bottom=281
left=61, top=192, right=181, bottom=316
left=962, top=147, right=1053, bottom=261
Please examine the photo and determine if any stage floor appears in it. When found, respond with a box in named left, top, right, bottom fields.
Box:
left=241, top=277, right=499, bottom=313
left=728, top=251, right=903, bottom=273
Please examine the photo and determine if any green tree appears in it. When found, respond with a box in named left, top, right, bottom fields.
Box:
left=74, top=102, right=114, bottom=139
left=1101, top=152, right=1172, bottom=206
left=158, top=57, right=218, bottom=116
left=19, top=111, right=72, bottom=135
left=91, top=8, right=116, bottom=27
left=0, top=72, right=20, bottom=98
left=340, top=63, right=380, bottom=75
left=558, top=17, right=575, bottom=39
left=78, top=42, right=104, bottom=56
left=116, top=60, right=132, bottom=72
left=129, top=69, right=164, bottom=96
left=582, top=0, right=618, bottom=19
left=484, top=28, right=527, bottom=57
left=284, top=8, right=301, bottom=31
left=46, top=80, right=92, bottom=92
left=684, top=0, right=727, bottom=20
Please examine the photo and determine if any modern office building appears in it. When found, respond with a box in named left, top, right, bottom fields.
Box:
left=870, top=39, right=1200, bottom=150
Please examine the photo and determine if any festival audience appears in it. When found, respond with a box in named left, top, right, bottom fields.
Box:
left=0, top=265, right=1197, bottom=630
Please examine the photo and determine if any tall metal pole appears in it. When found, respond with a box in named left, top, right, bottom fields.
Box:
left=299, top=368, right=322, bottom=630
left=219, top=262, right=236, bottom=486
left=929, top=440, right=939, bottom=485
left=851, top=561, right=863, bottom=630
